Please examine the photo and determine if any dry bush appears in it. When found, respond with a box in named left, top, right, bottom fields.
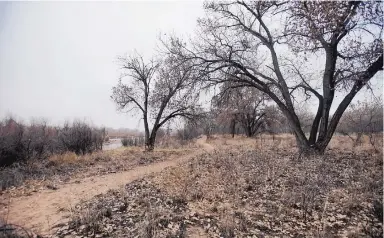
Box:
left=69, top=205, right=112, bottom=237
left=120, top=134, right=195, bottom=150
left=0, top=118, right=26, bottom=167
left=121, top=137, right=129, bottom=147
left=121, top=137, right=145, bottom=147
left=0, top=167, right=25, bottom=191
left=0, top=117, right=106, bottom=167
left=0, top=152, right=110, bottom=191
left=59, top=120, right=105, bottom=155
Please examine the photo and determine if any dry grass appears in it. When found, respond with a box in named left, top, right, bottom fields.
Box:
left=52, top=134, right=382, bottom=237
left=156, top=136, right=199, bottom=150
left=0, top=145, right=192, bottom=196
left=329, top=133, right=383, bottom=154
left=68, top=203, right=112, bottom=236
left=48, top=152, right=79, bottom=164
left=64, top=180, right=190, bottom=238
left=210, top=133, right=383, bottom=155
left=206, top=134, right=298, bottom=155
left=153, top=135, right=383, bottom=237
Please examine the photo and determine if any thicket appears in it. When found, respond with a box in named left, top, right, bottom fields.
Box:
left=0, top=117, right=106, bottom=167
left=121, top=136, right=145, bottom=147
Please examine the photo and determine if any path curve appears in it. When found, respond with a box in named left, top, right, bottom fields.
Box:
left=3, top=137, right=214, bottom=236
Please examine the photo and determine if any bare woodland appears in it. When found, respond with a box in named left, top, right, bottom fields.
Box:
left=1, top=1, right=383, bottom=238
left=111, top=1, right=383, bottom=154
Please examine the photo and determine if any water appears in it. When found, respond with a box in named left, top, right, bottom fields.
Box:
left=103, top=138, right=123, bottom=151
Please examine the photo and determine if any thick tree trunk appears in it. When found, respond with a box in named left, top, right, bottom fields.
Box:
left=145, top=131, right=156, bottom=152
left=145, top=135, right=156, bottom=152
left=294, top=137, right=325, bottom=155
left=143, top=114, right=151, bottom=150
left=308, top=97, right=323, bottom=145
left=145, top=126, right=159, bottom=152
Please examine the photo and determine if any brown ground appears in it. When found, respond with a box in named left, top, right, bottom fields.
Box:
left=0, top=137, right=213, bottom=236
left=1, top=134, right=382, bottom=238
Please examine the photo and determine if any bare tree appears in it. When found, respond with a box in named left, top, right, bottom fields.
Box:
left=111, top=52, right=200, bottom=151
left=213, top=83, right=266, bottom=137
left=164, top=1, right=383, bottom=154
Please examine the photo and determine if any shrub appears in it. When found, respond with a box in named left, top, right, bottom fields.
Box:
left=0, top=118, right=26, bottom=166
left=0, top=117, right=106, bottom=167
left=58, top=121, right=102, bottom=155
left=121, top=137, right=129, bottom=147
left=121, top=137, right=145, bottom=147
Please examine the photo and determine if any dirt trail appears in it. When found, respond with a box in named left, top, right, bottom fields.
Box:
left=3, top=137, right=214, bottom=236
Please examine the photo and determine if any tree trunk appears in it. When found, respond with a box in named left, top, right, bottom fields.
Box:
left=295, top=139, right=324, bottom=155
left=230, top=118, right=236, bottom=138
left=145, top=126, right=159, bottom=152
left=143, top=114, right=150, bottom=150
left=245, top=129, right=252, bottom=137
left=308, top=97, right=323, bottom=145
left=145, top=136, right=155, bottom=152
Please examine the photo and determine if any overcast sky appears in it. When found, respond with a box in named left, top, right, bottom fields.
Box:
left=0, top=1, right=382, bottom=129
left=0, top=1, right=205, bottom=129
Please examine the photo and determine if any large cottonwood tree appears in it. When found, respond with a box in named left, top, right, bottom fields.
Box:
left=164, top=1, right=383, bottom=154
left=111, top=52, right=200, bottom=151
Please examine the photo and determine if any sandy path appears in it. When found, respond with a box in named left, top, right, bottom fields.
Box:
left=2, top=137, right=214, bottom=236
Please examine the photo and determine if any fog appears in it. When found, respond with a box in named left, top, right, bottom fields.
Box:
left=0, top=1, right=204, bottom=129
left=0, top=1, right=381, bottom=130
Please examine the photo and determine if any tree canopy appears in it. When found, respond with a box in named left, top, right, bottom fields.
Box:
left=163, top=1, right=383, bottom=153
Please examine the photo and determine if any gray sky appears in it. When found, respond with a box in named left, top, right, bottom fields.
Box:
left=0, top=1, right=382, bottom=129
left=0, top=1, right=204, bottom=129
